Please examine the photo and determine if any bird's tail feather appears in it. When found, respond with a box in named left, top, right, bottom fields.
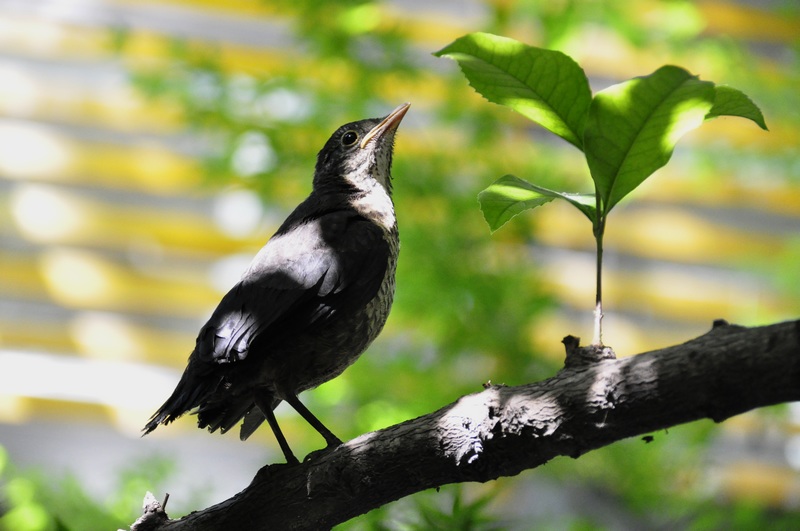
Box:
left=142, top=364, right=278, bottom=440
left=238, top=394, right=281, bottom=440
left=142, top=366, right=216, bottom=435
left=239, top=408, right=266, bottom=441
left=196, top=397, right=253, bottom=435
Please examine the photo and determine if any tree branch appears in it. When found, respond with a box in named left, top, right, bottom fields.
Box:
left=129, top=319, right=800, bottom=531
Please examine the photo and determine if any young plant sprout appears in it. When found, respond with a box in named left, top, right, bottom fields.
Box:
left=436, top=32, right=767, bottom=346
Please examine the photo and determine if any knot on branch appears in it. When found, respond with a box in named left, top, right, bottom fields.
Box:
left=711, top=318, right=746, bottom=331
left=562, top=335, right=615, bottom=368
left=129, top=492, right=169, bottom=531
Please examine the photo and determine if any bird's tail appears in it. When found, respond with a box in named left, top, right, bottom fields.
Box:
left=238, top=407, right=266, bottom=441
left=142, top=365, right=216, bottom=435
left=195, top=396, right=253, bottom=436
left=236, top=392, right=282, bottom=441
left=142, top=364, right=278, bottom=441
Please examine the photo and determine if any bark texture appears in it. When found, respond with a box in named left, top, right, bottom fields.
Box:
left=129, top=319, right=800, bottom=531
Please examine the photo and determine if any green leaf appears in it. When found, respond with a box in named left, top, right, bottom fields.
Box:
left=434, top=32, right=592, bottom=149
left=707, top=85, right=768, bottom=130
left=584, top=65, right=716, bottom=212
left=478, top=174, right=596, bottom=232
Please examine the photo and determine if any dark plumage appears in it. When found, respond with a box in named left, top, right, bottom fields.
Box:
left=143, top=103, right=409, bottom=464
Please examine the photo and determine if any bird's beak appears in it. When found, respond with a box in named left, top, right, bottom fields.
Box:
left=360, top=102, right=410, bottom=149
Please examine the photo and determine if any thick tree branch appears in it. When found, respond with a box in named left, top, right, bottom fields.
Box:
left=130, top=319, right=800, bottom=531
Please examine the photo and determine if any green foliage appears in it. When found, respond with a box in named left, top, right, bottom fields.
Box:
left=693, top=502, right=800, bottom=531
left=437, top=32, right=767, bottom=344
left=412, top=486, right=504, bottom=531
left=478, top=175, right=596, bottom=230
left=707, top=85, right=768, bottom=129
left=339, top=485, right=504, bottom=531
left=0, top=448, right=182, bottom=531
left=434, top=33, right=592, bottom=149
left=437, top=33, right=767, bottom=230
left=585, top=65, right=716, bottom=212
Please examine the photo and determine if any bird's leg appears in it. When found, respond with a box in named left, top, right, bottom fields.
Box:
left=254, top=395, right=299, bottom=465
left=283, top=392, right=343, bottom=448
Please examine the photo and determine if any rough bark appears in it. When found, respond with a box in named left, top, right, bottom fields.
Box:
left=129, top=319, right=800, bottom=531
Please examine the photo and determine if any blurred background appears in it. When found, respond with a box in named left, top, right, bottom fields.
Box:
left=0, top=0, right=798, bottom=529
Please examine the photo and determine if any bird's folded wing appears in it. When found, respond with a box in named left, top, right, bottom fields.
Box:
left=194, top=211, right=390, bottom=365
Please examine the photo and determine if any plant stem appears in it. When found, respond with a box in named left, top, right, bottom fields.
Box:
left=592, top=212, right=606, bottom=346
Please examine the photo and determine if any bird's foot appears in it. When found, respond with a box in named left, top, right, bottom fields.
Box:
left=303, top=441, right=342, bottom=463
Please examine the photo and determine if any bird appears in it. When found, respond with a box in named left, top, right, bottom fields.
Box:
left=143, top=103, right=410, bottom=464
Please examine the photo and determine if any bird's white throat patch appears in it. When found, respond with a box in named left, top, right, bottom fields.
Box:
left=348, top=182, right=396, bottom=231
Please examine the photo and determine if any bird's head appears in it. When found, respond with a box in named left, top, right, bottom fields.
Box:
left=314, top=103, right=410, bottom=196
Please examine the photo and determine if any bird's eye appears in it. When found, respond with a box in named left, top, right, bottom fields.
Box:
left=341, top=131, right=359, bottom=146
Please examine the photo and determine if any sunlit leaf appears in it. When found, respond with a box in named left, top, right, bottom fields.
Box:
left=478, top=174, right=596, bottom=232
left=434, top=32, right=592, bottom=149
left=707, top=85, right=768, bottom=130
left=584, top=65, right=715, bottom=212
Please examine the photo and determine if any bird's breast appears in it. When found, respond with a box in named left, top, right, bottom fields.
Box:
left=287, top=226, right=398, bottom=394
left=363, top=226, right=398, bottom=334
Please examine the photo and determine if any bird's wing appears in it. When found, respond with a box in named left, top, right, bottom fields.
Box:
left=194, top=210, right=390, bottom=366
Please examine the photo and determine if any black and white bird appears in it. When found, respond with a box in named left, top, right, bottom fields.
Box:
left=143, top=103, right=409, bottom=464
